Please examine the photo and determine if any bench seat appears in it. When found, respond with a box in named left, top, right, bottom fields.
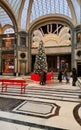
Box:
left=31, top=71, right=54, bottom=82
left=0, top=79, right=28, bottom=94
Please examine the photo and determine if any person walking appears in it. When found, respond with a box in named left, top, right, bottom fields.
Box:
left=58, top=70, right=63, bottom=83
left=39, top=70, right=44, bottom=85
left=43, top=70, right=47, bottom=85
left=72, top=68, right=78, bottom=86
left=39, top=70, right=46, bottom=85
left=63, top=69, right=70, bottom=84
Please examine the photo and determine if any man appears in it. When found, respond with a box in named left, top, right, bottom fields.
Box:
left=72, top=68, right=77, bottom=86
left=40, top=70, right=46, bottom=85
left=43, top=70, right=47, bottom=85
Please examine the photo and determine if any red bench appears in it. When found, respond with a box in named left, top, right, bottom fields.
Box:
left=0, top=79, right=28, bottom=94
left=31, top=71, right=54, bottom=82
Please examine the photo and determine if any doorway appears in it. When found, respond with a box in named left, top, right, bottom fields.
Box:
left=32, top=54, right=71, bottom=72
left=20, top=61, right=26, bottom=75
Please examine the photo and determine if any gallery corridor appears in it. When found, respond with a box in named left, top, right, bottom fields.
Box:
left=0, top=76, right=81, bottom=130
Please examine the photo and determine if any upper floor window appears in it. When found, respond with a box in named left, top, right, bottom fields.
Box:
left=4, top=28, right=14, bottom=34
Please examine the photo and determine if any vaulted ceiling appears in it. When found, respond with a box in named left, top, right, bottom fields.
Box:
left=0, top=0, right=81, bottom=33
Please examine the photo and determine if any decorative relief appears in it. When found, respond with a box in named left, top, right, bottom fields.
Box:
left=20, top=53, right=26, bottom=58
left=77, top=32, right=81, bottom=48
left=77, top=50, right=81, bottom=57
left=75, top=49, right=81, bottom=59
left=18, top=51, right=27, bottom=60
left=32, top=25, right=71, bottom=48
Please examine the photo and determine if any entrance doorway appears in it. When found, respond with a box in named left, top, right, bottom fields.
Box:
left=20, top=61, right=26, bottom=75
left=77, top=62, right=81, bottom=77
left=47, top=55, right=71, bottom=72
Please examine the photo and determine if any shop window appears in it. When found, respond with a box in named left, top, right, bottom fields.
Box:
left=2, top=34, right=15, bottom=49
left=20, top=36, right=26, bottom=47
left=1, top=34, right=15, bottom=73
left=2, top=52, right=14, bottom=73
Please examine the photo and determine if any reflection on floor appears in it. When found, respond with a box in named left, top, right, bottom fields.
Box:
left=0, top=75, right=81, bottom=130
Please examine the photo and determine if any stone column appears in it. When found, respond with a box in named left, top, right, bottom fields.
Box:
left=28, top=32, right=32, bottom=73
left=14, top=33, right=18, bottom=74
left=17, top=31, right=29, bottom=75
left=71, top=28, right=76, bottom=69
left=25, top=33, right=29, bottom=74
left=0, top=35, right=2, bottom=75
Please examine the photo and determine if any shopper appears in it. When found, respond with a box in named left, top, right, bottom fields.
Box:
left=64, top=69, right=70, bottom=84
left=43, top=70, right=47, bottom=85
left=58, top=70, right=63, bottom=83
left=40, top=70, right=46, bottom=85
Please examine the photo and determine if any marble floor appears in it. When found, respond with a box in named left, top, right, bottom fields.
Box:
left=0, top=75, right=81, bottom=130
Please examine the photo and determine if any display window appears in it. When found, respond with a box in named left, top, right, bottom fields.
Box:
left=2, top=53, right=14, bottom=73
left=1, top=34, right=15, bottom=73
left=2, top=59, right=14, bottom=73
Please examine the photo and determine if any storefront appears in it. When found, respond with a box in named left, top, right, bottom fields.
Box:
left=32, top=54, right=71, bottom=72
left=1, top=34, right=15, bottom=75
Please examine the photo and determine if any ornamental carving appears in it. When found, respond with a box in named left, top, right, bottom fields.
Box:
left=32, top=24, right=71, bottom=48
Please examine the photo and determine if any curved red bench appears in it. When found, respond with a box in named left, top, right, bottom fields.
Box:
left=31, top=71, right=54, bottom=82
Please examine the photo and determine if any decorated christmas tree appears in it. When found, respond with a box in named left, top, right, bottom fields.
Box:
left=34, top=40, right=48, bottom=73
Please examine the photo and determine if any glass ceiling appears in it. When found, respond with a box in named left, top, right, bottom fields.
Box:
left=0, top=0, right=81, bottom=32
left=0, top=7, right=13, bottom=27
left=30, top=0, right=72, bottom=23
left=6, top=0, right=22, bottom=18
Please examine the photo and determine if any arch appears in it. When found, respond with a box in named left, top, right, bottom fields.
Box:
left=26, top=0, right=77, bottom=31
left=28, top=15, right=73, bottom=72
left=27, top=0, right=76, bottom=28
left=67, top=0, right=76, bottom=24
left=29, top=15, right=74, bottom=33
left=17, top=0, right=25, bottom=31
left=26, top=0, right=33, bottom=31
left=3, top=24, right=14, bottom=33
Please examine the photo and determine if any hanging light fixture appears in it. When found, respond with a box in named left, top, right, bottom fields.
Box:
left=0, top=23, right=3, bottom=34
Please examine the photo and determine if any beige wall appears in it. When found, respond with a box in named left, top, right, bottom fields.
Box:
left=31, top=46, right=71, bottom=55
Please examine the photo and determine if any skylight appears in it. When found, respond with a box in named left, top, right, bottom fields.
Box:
left=6, top=0, right=22, bottom=18
left=0, top=7, right=13, bottom=26
left=30, top=0, right=72, bottom=23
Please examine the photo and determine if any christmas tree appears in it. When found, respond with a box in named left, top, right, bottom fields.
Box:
left=34, top=40, right=48, bottom=73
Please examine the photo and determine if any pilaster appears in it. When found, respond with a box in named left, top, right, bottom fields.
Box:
left=0, top=35, right=2, bottom=74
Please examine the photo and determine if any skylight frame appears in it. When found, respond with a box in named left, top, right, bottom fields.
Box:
left=30, top=0, right=72, bottom=23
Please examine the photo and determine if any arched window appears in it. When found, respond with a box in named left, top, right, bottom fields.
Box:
left=4, top=28, right=14, bottom=34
